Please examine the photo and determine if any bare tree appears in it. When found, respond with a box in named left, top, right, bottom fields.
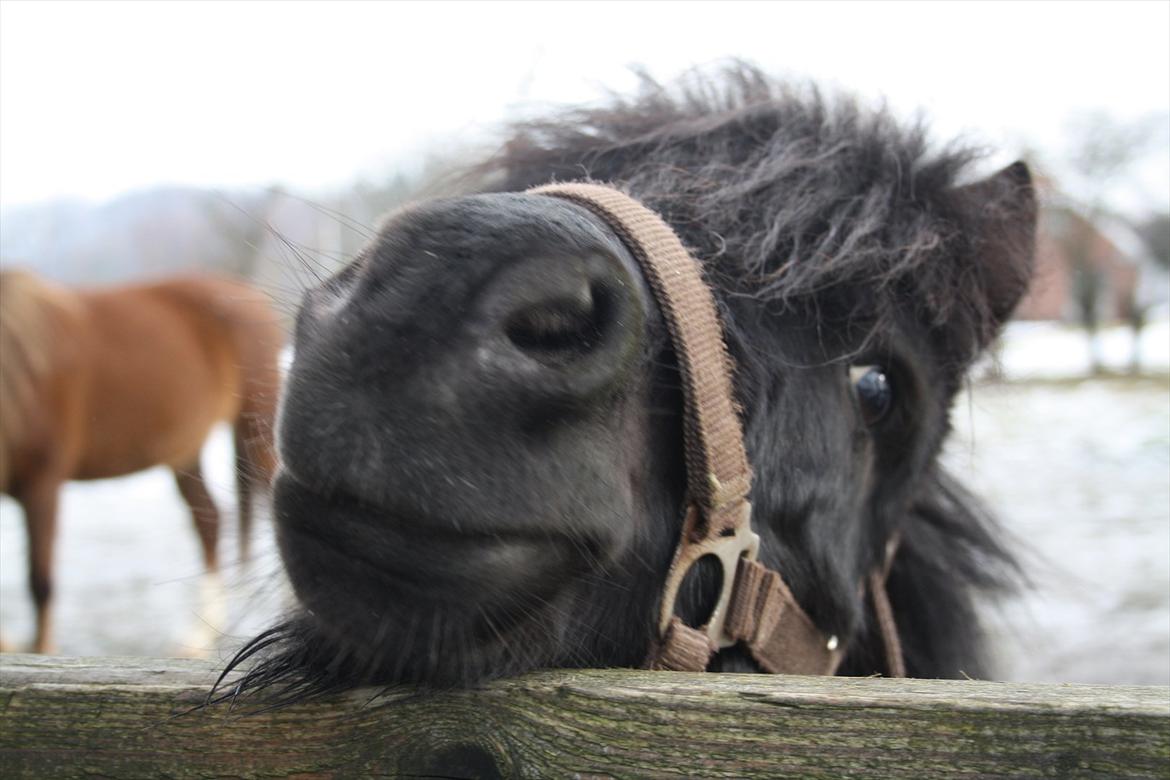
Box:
left=1123, top=211, right=1170, bottom=374
left=1055, top=112, right=1158, bottom=374
left=1136, top=212, right=1170, bottom=270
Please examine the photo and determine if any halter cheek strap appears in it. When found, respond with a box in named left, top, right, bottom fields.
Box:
left=531, top=182, right=904, bottom=678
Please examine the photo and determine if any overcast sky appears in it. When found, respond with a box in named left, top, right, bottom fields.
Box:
left=1, top=0, right=1167, bottom=211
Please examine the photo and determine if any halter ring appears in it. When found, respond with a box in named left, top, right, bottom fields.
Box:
left=657, top=502, right=759, bottom=649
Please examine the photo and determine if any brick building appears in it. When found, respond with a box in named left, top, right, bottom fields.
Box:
left=1016, top=207, right=1143, bottom=323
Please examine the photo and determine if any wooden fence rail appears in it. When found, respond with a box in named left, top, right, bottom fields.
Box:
left=0, top=654, right=1167, bottom=778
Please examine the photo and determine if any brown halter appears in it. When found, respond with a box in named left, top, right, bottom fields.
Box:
left=532, top=182, right=906, bottom=678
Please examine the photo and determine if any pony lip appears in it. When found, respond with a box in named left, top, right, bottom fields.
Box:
left=273, top=464, right=597, bottom=548
left=272, top=471, right=580, bottom=608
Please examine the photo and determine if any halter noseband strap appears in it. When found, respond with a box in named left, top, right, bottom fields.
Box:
left=531, top=182, right=903, bottom=678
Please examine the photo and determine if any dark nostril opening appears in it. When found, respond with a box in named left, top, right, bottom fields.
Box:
left=505, top=283, right=614, bottom=364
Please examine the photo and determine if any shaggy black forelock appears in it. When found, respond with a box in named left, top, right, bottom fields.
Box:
left=480, top=63, right=1029, bottom=365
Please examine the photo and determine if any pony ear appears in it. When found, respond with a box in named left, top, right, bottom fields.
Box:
left=953, top=161, right=1039, bottom=331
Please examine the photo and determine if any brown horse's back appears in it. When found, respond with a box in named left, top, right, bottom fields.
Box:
left=72, top=275, right=282, bottom=478
left=1, top=271, right=283, bottom=486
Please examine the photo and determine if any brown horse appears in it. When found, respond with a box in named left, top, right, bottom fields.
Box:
left=0, top=269, right=284, bottom=654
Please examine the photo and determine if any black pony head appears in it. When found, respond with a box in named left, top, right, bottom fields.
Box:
left=222, top=66, right=1035, bottom=702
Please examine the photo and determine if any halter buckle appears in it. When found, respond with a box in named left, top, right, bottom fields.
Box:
left=657, top=502, right=759, bottom=649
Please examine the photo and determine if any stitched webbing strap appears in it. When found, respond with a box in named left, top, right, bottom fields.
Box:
left=725, top=558, right=843, bottom=675
left=870, top=534, right=907, bottom=678
left=530, top=182, right=751, bottom=528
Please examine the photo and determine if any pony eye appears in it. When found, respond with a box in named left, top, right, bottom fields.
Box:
left=850, top=366, right=893, bottom=426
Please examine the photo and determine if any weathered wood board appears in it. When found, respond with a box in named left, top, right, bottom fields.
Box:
left=1, top=654, right=1167, bottom=778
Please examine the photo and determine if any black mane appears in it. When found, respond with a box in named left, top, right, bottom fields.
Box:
left=479, top=65, right=1031, bottom=365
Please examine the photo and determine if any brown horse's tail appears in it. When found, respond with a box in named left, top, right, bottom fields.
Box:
left=224, top=286, right=284, bottom=564
left=233, top=396, right=277, bottom=563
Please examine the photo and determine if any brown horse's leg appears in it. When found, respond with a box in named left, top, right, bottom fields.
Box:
left=19, top=476, right=61, bottom=654
left=173, top=461, right=219, bottom=571
left=173, top=461, right=226, bottom=655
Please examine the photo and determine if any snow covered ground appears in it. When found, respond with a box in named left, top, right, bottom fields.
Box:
left=947, top=376, right=1169, bottom=684
left=0, top=425, right=289, bottom=659
left=990, top=317, right=1170, bottom=380
left=1, top=319, right=1167, bottom=683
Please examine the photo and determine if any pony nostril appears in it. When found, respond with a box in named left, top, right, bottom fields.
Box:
left=505, top=283, right=613, bottom=363
left=483, top=250, right=640, bottom=391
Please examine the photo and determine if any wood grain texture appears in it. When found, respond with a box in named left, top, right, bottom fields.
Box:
left=1, top=654, right=1167, bottom=779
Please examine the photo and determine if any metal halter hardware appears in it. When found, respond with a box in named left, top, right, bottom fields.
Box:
left=531, top=182, right=905, bottom=678
left=657, top=503, right=759, bottom=648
